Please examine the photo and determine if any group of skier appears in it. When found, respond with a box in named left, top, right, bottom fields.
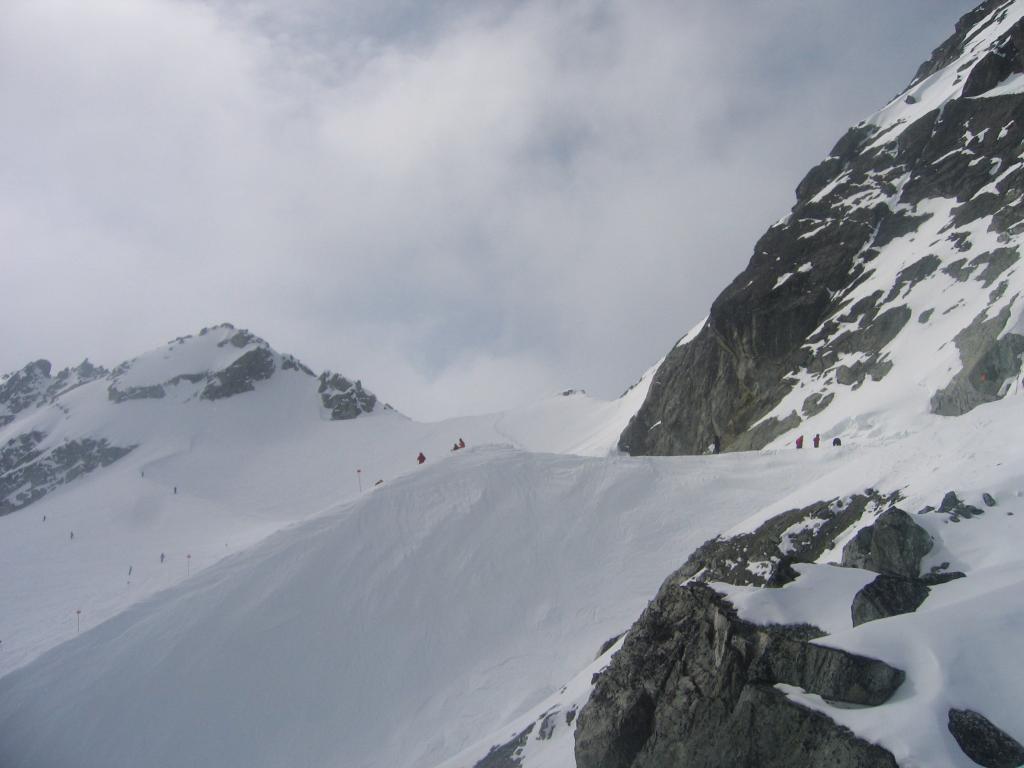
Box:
left=708, top=432, right=842, bottom=453
left=416, top=437, right=466, bottom=465
left=795, top=433, right=841, bottom=449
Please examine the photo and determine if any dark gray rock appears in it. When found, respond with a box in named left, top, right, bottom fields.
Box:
left=574, top=584, right=902, bottom=768
left=840, top=507, right=933, bottom=577
left=0, top=437, right=136, bottom=516
left=0, top=360, right=52, bottom=424
left=108, top=384, right=167, bottom=403
left=281, top=355, right=315, bottom=377
left=318, top=372, right=377, bottom=420
left=200, top=347, right=276, bottom=401
left=851, top=575, right=931, bottom=626
left=948, top=708, right=1024, bottom=768
left=983, top=492, right=997, bottom=507
left=937, top=490, right=987, bottom=521
left=919, top=570, right=966, bottom=586
left=931, top=306, right=1024, bottom=417
left=674, top=492, right=896, bottom=588
left=472, top=722, right=534, bottom=768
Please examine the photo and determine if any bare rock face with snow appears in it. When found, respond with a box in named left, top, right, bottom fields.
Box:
left=0, top=324, right=376, bottom=515
left=673, top=492, right=895, bottom=587
left=948, top=708, right=1024, bottom=768
left=0, top=436, right=135, bottom=516
left=622, top=0, right=1024, bottom=455
left=839, top=507, right=933, bottom=577
left=849, top=575, right=932, bottom=627
left=574, top=584, right=902, bottom=768
left=318, top=372, right=378, bottom=420
left=1, top=359, right=107, bottom=427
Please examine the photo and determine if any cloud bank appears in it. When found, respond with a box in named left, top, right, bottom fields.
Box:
left=0, top=0, right=975, bottom=419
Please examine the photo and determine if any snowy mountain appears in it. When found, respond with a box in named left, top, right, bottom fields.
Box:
left=0, top=323, right=652, bottom=679
left=621, top=0, right=1024, bottom=456
left=4, top=3, right=1024, bottom=768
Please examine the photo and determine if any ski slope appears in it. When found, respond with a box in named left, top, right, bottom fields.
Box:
left=440, top=392, right=1024, bottom=768
left=0, top=444, right=834, bottom=768
left=0, top=329, right=652, bottom=680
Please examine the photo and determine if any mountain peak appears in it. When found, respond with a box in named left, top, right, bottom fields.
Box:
left=622, top=0, right=1024, bottom=455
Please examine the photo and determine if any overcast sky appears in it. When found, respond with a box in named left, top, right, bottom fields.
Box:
left=1, top=0, right=977, bottom=420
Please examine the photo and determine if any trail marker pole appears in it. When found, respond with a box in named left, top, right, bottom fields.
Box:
left=76, top=609, right=81, bottom=634
left=187, top=553, right=191, bottom=577
left=357, top=468, right=362, bottom=492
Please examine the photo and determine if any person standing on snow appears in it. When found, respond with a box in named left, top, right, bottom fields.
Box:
left=813, top=434, right=820, bottom=448
left=795, top=435, right=804, bottom=449
left=712, top=435, right=721, bottom=454
left=417, top=452, right=426, bottom=465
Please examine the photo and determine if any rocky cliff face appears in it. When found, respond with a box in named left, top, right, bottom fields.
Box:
left=572, top=486, right=990, bottom=768
left=622, top=0, right=1024, bottom=456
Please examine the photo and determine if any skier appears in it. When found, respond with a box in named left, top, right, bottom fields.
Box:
left=128, top=565, right=133, bottom=578
left=813, top=434, right=820, bottom=449
left=458, top=438, right=465, bottom=449
left=69, top=530, right=74, bottom=541
left=42, top=515, right=46, bottom=522
left=160, top=552, right=165, bottom=564
left=452, top=442, right=460, bottom=452
left=795, top=435, right=804, bottom=450
left=832, top=437, right=842, bottom=447
left=417, top=452, right=426, bottom=465
left=173, top=486, right=177, bottom=495
left=712, top=435, right=721, bottom=455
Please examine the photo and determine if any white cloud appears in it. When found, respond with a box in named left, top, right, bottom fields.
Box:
left=0, top=0, right=976, bottom=419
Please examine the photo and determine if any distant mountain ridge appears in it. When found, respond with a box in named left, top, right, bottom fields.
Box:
left=621, top=0, right=1024, bottom=455
left=0, top=323, right=379, bottom=515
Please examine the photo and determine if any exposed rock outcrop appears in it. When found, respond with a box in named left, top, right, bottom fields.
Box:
left=472, top=723, right=534, bottom=768
left=318, top=372, right=377, bottom=420
left=200, top=347, right=277, bottom=401
left=840, top=507, right=933, bottom=577
left=674, top=491, right=897, bottom=588
left=937, top=490, right=987, bottom=521
left=0, top=437, right=136, bottom=516
left=108, top=383, right=167, bottom=403
left=1, top=359, right=108, bottom=426
left=948, top=708, right=1024, bottom=768
left=850, top=575, right=932, bottom=626
left=574, top=584, right=902, bottom=768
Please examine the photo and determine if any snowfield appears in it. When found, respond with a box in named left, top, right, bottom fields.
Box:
left=3, top=378, right=1024, bottom=767
left=0, top=444, right=827, bottom=768
left=0, top=327, right=653, bottom=681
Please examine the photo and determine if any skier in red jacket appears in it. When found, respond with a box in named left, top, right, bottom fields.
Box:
left=795, top=435, right=804, bottom=449
left=417, top=452, right=426, bottom=465
left=813, top=434, right=820, bottom=448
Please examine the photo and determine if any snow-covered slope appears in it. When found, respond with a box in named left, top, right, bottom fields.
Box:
left=451, top=393, right=1024, bottom=768
left=0, top=325, right=649, bottom=679
left=6, top=4, right=1024, bottom=767
left=0, top=445, right=825, bottom=768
